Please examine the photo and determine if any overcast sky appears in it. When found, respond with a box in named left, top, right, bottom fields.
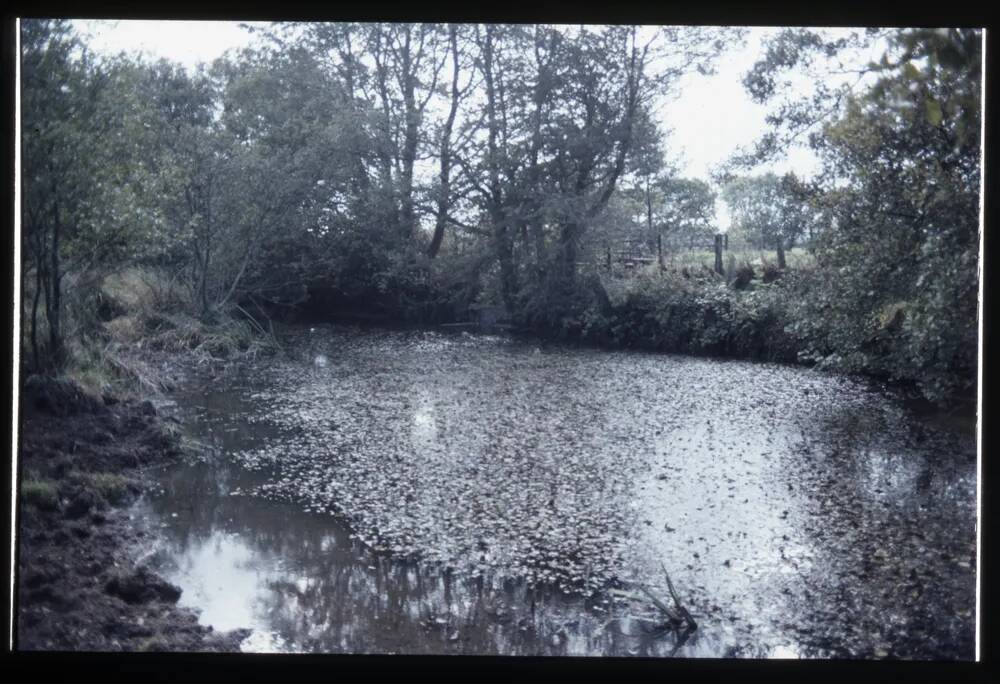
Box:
left=69, top=20, right=885, bottom=191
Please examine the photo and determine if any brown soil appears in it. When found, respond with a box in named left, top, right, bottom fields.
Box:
left=15, top=376, right=250, bottom=652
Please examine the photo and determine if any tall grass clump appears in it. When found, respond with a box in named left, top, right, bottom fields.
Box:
left=26, top=266, right=280, bottom=400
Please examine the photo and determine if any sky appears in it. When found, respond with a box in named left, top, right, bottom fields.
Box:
left=68, top=19, right=890, bottom=213
left=664, top=28, right=821, bottom=181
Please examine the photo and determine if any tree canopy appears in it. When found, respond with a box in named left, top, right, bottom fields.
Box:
left=18, top=21, right=981, bottom=402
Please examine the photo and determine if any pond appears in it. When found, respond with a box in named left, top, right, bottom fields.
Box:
left=133, top=324, right=977, bottom=658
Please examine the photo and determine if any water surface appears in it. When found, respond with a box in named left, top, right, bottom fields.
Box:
left=136, top=325, right=976, bottom=658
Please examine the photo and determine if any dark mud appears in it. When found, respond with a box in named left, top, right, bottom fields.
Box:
left=15, top=376, right=249, bottom=652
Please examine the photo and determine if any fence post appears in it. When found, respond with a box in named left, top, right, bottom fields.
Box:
left=714, top=234, right=724, bottom=275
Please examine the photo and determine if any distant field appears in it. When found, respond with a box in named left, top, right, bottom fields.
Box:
left=659, top=247, right=815, bottom=271
left=584, top=247, right=815, bottom=277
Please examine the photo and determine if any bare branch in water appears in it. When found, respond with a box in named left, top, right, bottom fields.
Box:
left=660, top=562, right=697, bottom=631
left=635, top=583, right=682, bottom=623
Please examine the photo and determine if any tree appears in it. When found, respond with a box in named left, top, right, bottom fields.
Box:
left=264, top=21, right=482, bottom=283
left=461, top=25, right=736, bottom=320
left=658, top=177, right=717, bottom=254
left=730, top=27, right=890, bottom=171
left=212, top=45, right=365, bottom=313
left=721, top=173, right=805, bottom=267
left=121, top=59, right=222, bottom=316
left=799, top=28, right=981, bottom=399
left=21, top=20, right=141, bottom=369
left=618, top=107, right=670, bottom=265
left=540, top=26, right=663, bottom=295
left=426, top=24, right=474, bottom=258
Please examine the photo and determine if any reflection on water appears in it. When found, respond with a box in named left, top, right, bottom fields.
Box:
left=139, top=325, right=977, bottom=658
left=138, top=458, right=713, bottom=657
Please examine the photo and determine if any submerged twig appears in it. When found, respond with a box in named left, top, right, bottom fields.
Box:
left=635, top=583, right=682, bottom=623
left=660, top=562, right=697, bottom=631
left=631, top=563, right=697, bottom=634
left=601, top=564, right=697, bottom=654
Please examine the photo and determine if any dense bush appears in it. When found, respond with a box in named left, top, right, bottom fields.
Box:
left=512, top=258, right=975, bottom=404
left=563, top=269, right=799, bottom=362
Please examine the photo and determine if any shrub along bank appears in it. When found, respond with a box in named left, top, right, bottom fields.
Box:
left=276, top=251, right=977, bottom=409
left=540, top=264, right=976, bottom=407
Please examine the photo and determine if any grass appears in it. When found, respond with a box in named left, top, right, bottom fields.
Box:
left=22, top=265, right=280, bottom=401
left=102, top=268, right=276, bottom=362
left=85, top=472, right=136, bottom=506
left=102, top=267, right=190, bottom=315
left=21, top=479, right=60, bottom=510
left=137, top=635, right=171, bottom=652
left=662, top=247, right=815, bottom=271
left=61, top=470, right=139, bottom=509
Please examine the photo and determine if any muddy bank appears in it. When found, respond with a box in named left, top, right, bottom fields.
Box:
left=15, top=376, right=249, bottom=651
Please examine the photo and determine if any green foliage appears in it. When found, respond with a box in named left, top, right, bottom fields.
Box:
left=558, top=267, right=801, bottom=363
left=17, top=21, right=979, bottom=406
left=21, top=479, right=60, bottom=511
left=138, top=636, right=171, bottom=653
left=21, top=20, right=133, bottom=368
left=721, top=173, right=808, bottom=255
left=84, top=472, right=136, bottom=506
left=800, top=29, right=981, bottom=402
left=638, top=176, right=718, bottom=252
left=726, top=27, right=982, bottom=402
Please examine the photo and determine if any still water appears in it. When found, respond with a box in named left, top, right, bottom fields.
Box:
left=133, top=325, right=977, bottom=658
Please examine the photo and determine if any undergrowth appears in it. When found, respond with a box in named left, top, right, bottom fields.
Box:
left=31, top=266, right=280, bottom=400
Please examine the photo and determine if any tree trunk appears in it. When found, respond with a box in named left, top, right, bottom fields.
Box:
left=587, top=274, right=613, bottom=316
left=494, top=218, right=518, bottom=314
left=531, top=219, right=546, bottom=275
left=646, top=175, right=654, bottom=236
left=199, top=228, right=211, bottom=319
left=776, top=239, right=786, bottom=269
left=714, top=234, right=724, bottom=275
left=31, top=264, right=42, bottom=372
left=48, top=204, right=63, bottom=366
left=427, top=211, right=447, bottom=258
left=556, top=223, right=581, bottom=290
left=332, top=27, right=372, bottom=197
left=371, top=30, right=399, bottom=231
left=400, top=89, right=418, bottom=239
left=526, top=28, right=551, bottom=275
left=480, top=25, right=517, bottom=314
left=428, top=26, right=461, bottom=259
left=202, top=179, right=214, bottom=318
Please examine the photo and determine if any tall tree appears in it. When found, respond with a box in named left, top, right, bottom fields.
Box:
left=212, top=45, right=362, bottom=312
left=657, top=177, right=717, bottom=254
left=427, top=24, right=477, bottom=258
left=722, top=173, right=805, bottom=266
left=801, top=28, right=982, bottom=399
left=21, top=20, right=135, bottom=368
